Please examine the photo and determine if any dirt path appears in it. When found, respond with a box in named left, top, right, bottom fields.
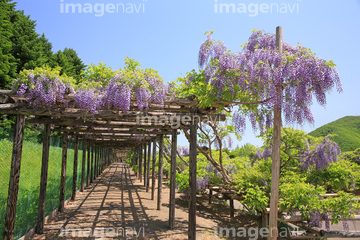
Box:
left=31, top=162, right=225, bottom=239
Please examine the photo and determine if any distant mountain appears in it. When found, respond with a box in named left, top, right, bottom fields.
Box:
left=309, top=116, right=360, bottom=152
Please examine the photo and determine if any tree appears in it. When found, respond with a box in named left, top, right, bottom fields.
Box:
left=0, top=0, right=17, bottom=89
left=54, top=48, right=86, bottom=83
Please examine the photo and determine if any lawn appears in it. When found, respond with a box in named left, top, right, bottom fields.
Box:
left=0, top=138, right=86, bottom=239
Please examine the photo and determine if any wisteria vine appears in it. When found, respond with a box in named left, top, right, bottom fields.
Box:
left=12, top=59, right=169, bottom=113
left=197, top=30, right=342, bottom=134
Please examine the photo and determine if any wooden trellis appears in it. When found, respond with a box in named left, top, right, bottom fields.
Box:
left=0, top=90, right=225, bottom=240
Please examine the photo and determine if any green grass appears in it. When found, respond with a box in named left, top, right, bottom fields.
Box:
left=0, top=138, right=87, bottom=239
left=309, top=116, right=360, bottom=152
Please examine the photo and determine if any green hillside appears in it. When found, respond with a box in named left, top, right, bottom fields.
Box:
left=309, top=116, right=360, bottom=152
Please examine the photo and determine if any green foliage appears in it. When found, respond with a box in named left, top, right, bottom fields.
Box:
left=0, top=0, right=85, bottom=90
left=280, top=173, right=360, bottom=224
left=307, top=159, right=360, bottom=192
left=229, top=143, right=256, bottom=159
left=0, top=0, right=17, bottom=89
left=226, top=126, right=360, bottom=225
left=0, top=114, right=14, bottom=139
left=309, top=116, right=360, bottom=152
left=176, top=171, right=189, bottom=192
left=173, top=70, right=218, bottom=108
left=53, top=48, right=86, bottom=84
left=15, top=65, right=76, bottom=89
left=342, top=148, right=360, bottom=164
left=117, top=57, right=163, bottom=89
left=78, top=62, right=115, bottom=89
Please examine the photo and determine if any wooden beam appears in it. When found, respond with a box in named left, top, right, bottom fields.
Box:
left=269, top=26, right=283, bottom=240
left=4, top=114, right=25, bottom=240
left=26, top=118, right=174, bottom=130
left=151, top=138, right=156, bottom=201
left=55, top=127, right=179, bottom=135
left=146, top=141, right=151, bottom=192
left=59, top=133, right=68, bottom=212
left=71, top=135, right=79, bottom=201
left=36, top=124, right=51, bottom=234
left=169, top=128, right=177, bottom=229
left=157, top=135, right=164, bottom=210
left=188, top=116, right=197, bottom=240
left=81, top=140, right=86, bottom=192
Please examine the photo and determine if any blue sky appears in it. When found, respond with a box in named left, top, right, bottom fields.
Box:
left=15, top=0, right=360, bottom=147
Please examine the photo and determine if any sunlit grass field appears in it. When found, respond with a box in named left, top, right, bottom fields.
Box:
left=0, top=138, right=85, bottom=239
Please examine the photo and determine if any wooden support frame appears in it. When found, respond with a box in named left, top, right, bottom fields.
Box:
left=94, top=145, right=98, bottom=179
left=144, top=143, right=147, bottom=187
left=230, top=199, right=234, bottom=218
left=146, top=141, right=151, bottom=192
left=188, top=117, right=197, bottom=240
left=157, top=134, right=164, bottom=210
left=169, top=128, right=177, bottom=229
left=139, top=144, right=143, bottom=182
left=86, top=143, right=90, bottom=187
left=59, top=133, right=68, bottom=212
left=81, top=140, right=86, bottom=192
left=71, top=135, right=79, bottom=201
left=209, top=189, right=212, bottom=205
left=90, top=144, right=94, bottom=183
left=35, top=123, right=51, bottom=234
left=151, top=138, right=156, bottom=200
left=4, top=114, right=25, bottom=240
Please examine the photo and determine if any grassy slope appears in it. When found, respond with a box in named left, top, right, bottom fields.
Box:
left=309, top=116, right=360, bottom=152
left=0, top=139, right=85, bottom=239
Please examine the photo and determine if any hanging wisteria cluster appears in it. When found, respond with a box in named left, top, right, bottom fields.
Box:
left=254, top=147, right=272, bottom=160
left=13, top=73, right=74, bottom=109
left=177, top=146, right=190, bottom=157
left=13, top=59, right=169, bottom=113
left=309, top=211, right=331, bottom=231
left=198, top=30, right=342, bottom=134
left=299, top=137, right=341, bottom=170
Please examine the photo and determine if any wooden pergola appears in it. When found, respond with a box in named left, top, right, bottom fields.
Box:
left=0, top=90, right=225, bottom=240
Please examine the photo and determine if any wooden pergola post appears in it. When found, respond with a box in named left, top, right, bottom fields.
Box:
left=151, top=138, right=156, bottom=200
left=169, top=129, right=177, bottom=229
left=94, top=146, right=98, bottom=179
left=188, top=117, right=197, bottom=240
left=35, top=123, right=51, bottom=234
left=157, top=135, right=164, bottom=210
left=59, top=133, right=68, bottom=212
left=97, top=146, right=100, bottom=175
left=100, top=148, right=105, bottom=173
left=3, top=114, right=25, bottom=240
left=146, top=141, right=151, bottom=192
left=139, top=144, right=143, bottom=182
left=269, top=26, right=283, bottom=240
left=132, top=148, right=136, bottom=166
left=80, top=140, right=86, bottom=192
left=136, top=146, right=140, bottom=170
left=71, top=135, right=79, bottom=201
left=86, top=143, right=90, bottom=187
left=144, top=143, right=147, bottom=187
left=90, top=144, right=94, bottom=183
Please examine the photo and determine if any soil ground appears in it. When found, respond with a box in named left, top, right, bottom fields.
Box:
left=30, top=162, right=260, bottom=240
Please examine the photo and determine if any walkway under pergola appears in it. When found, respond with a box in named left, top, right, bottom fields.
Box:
left=0, top=90, right=226, bottom=240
